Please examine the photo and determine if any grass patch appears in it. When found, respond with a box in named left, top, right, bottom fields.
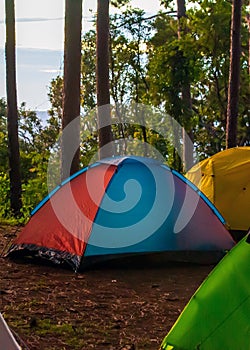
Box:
left=34, top=319, right=87, bottom=348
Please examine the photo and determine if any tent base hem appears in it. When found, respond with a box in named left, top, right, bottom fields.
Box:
left=6, top=243, right=81, bottom=272
left=82, top=250, right=228, bottom=269
left=6, top=244, right=228, bottom=271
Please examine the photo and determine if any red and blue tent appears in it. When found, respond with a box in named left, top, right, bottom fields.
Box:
left=7, top=156, right=235, bottom=271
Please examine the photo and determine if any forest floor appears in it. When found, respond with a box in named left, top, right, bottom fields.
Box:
left=0, top=225, right=214, bottom=350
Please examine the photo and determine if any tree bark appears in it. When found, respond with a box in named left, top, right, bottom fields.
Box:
left=61, top=0, right=82, bottom=180
left=96, top=0, right=113, bottom=159
left=5, top=0, right=22, bottom=216
left=226, top=0, right=242, bottom=149
left=176, top=0, right=194, bottom=171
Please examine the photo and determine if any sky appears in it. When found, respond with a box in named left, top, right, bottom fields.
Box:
left=0, top=0, right=163, bottom=112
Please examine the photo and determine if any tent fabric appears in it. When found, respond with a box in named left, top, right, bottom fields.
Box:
left=160, top=232, right=250, bottom=350
left=9, top=163, right=116, bottom=268
left=186, top=147, right=250, bottom=232
left=7, top=156, right=235, bottom=271
left=0, top=313, right=21, bottom=350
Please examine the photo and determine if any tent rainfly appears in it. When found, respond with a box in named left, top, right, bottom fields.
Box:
left=7, top=156, right=235, bottom=271
left=186, top=147, right=250, bottom=238
left=161, top=232, right=250, bottom=350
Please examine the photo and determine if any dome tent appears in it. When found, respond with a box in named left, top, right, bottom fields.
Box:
left=7, top=156, right=235, bottom=271
left=160, top=231, right=250, bottom=350
left=186, top=147, right=250, bottom=239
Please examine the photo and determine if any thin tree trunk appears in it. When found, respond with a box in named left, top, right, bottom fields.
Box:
left=246, top=1, right=250, bottom=77
left=96, top=0, right=113, bottom=159
left=176, top=0, right=194, bottom=171
left=61, top=0, right=82, bottom=180
left=182, top=87, right=194, bottom=171
left=5, top=0, right=22, bottom=216
left=226, top=0, right=242, bottom=149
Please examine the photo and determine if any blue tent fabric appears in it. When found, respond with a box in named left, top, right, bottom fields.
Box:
left=7, top=156, right=235, bottom=270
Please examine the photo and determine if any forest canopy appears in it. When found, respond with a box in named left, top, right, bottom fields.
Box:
left=1, top=0, right=249, bottom=222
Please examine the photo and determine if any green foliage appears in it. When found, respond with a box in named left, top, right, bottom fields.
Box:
left=147, top=0, right=249, bottom=159
left=0, top=172, right=11, bottom=219
left=110, top=7, right=153, bottom=104
left=0, top=154, right=49, bottom=224
left=0, top=99, right=8, bottom=172
left=111, top=0, right=130, bottom=8
left=0, top=101, right=54, bottom=223
left=1, top=0, right=249, bottom=223
left=20, top=153, right=49, bottom=219
left=81, top=31, right=97, bottom=111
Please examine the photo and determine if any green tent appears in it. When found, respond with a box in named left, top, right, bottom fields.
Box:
left=161, top=233, right=250, bottom=350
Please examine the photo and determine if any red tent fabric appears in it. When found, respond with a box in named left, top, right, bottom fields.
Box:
left=7, top=157, right=235, bottom=271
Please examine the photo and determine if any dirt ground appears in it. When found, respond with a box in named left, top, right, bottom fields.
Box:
left=0, top=226, right=215, bottom=350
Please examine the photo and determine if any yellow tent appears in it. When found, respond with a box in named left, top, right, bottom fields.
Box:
left=186, top=147, right=250, bottom=234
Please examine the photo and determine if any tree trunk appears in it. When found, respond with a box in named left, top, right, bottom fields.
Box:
left=246, top=0, right=250, bottom=77
left=176, top=0, right=194, bottom=171
left=182, top=88, right=194, bottom=171
left=61, top=0, right=82, bottom=180
left=226, top=0, right=242, bottom=149
left=96, top=0, right=113, bottom=159
left=5, top=0, right=22, bottom=216
left=176, top=0, right=186, bottom=21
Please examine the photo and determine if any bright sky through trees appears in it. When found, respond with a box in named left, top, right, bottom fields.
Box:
left=0, top=0, right=163, bottom=110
